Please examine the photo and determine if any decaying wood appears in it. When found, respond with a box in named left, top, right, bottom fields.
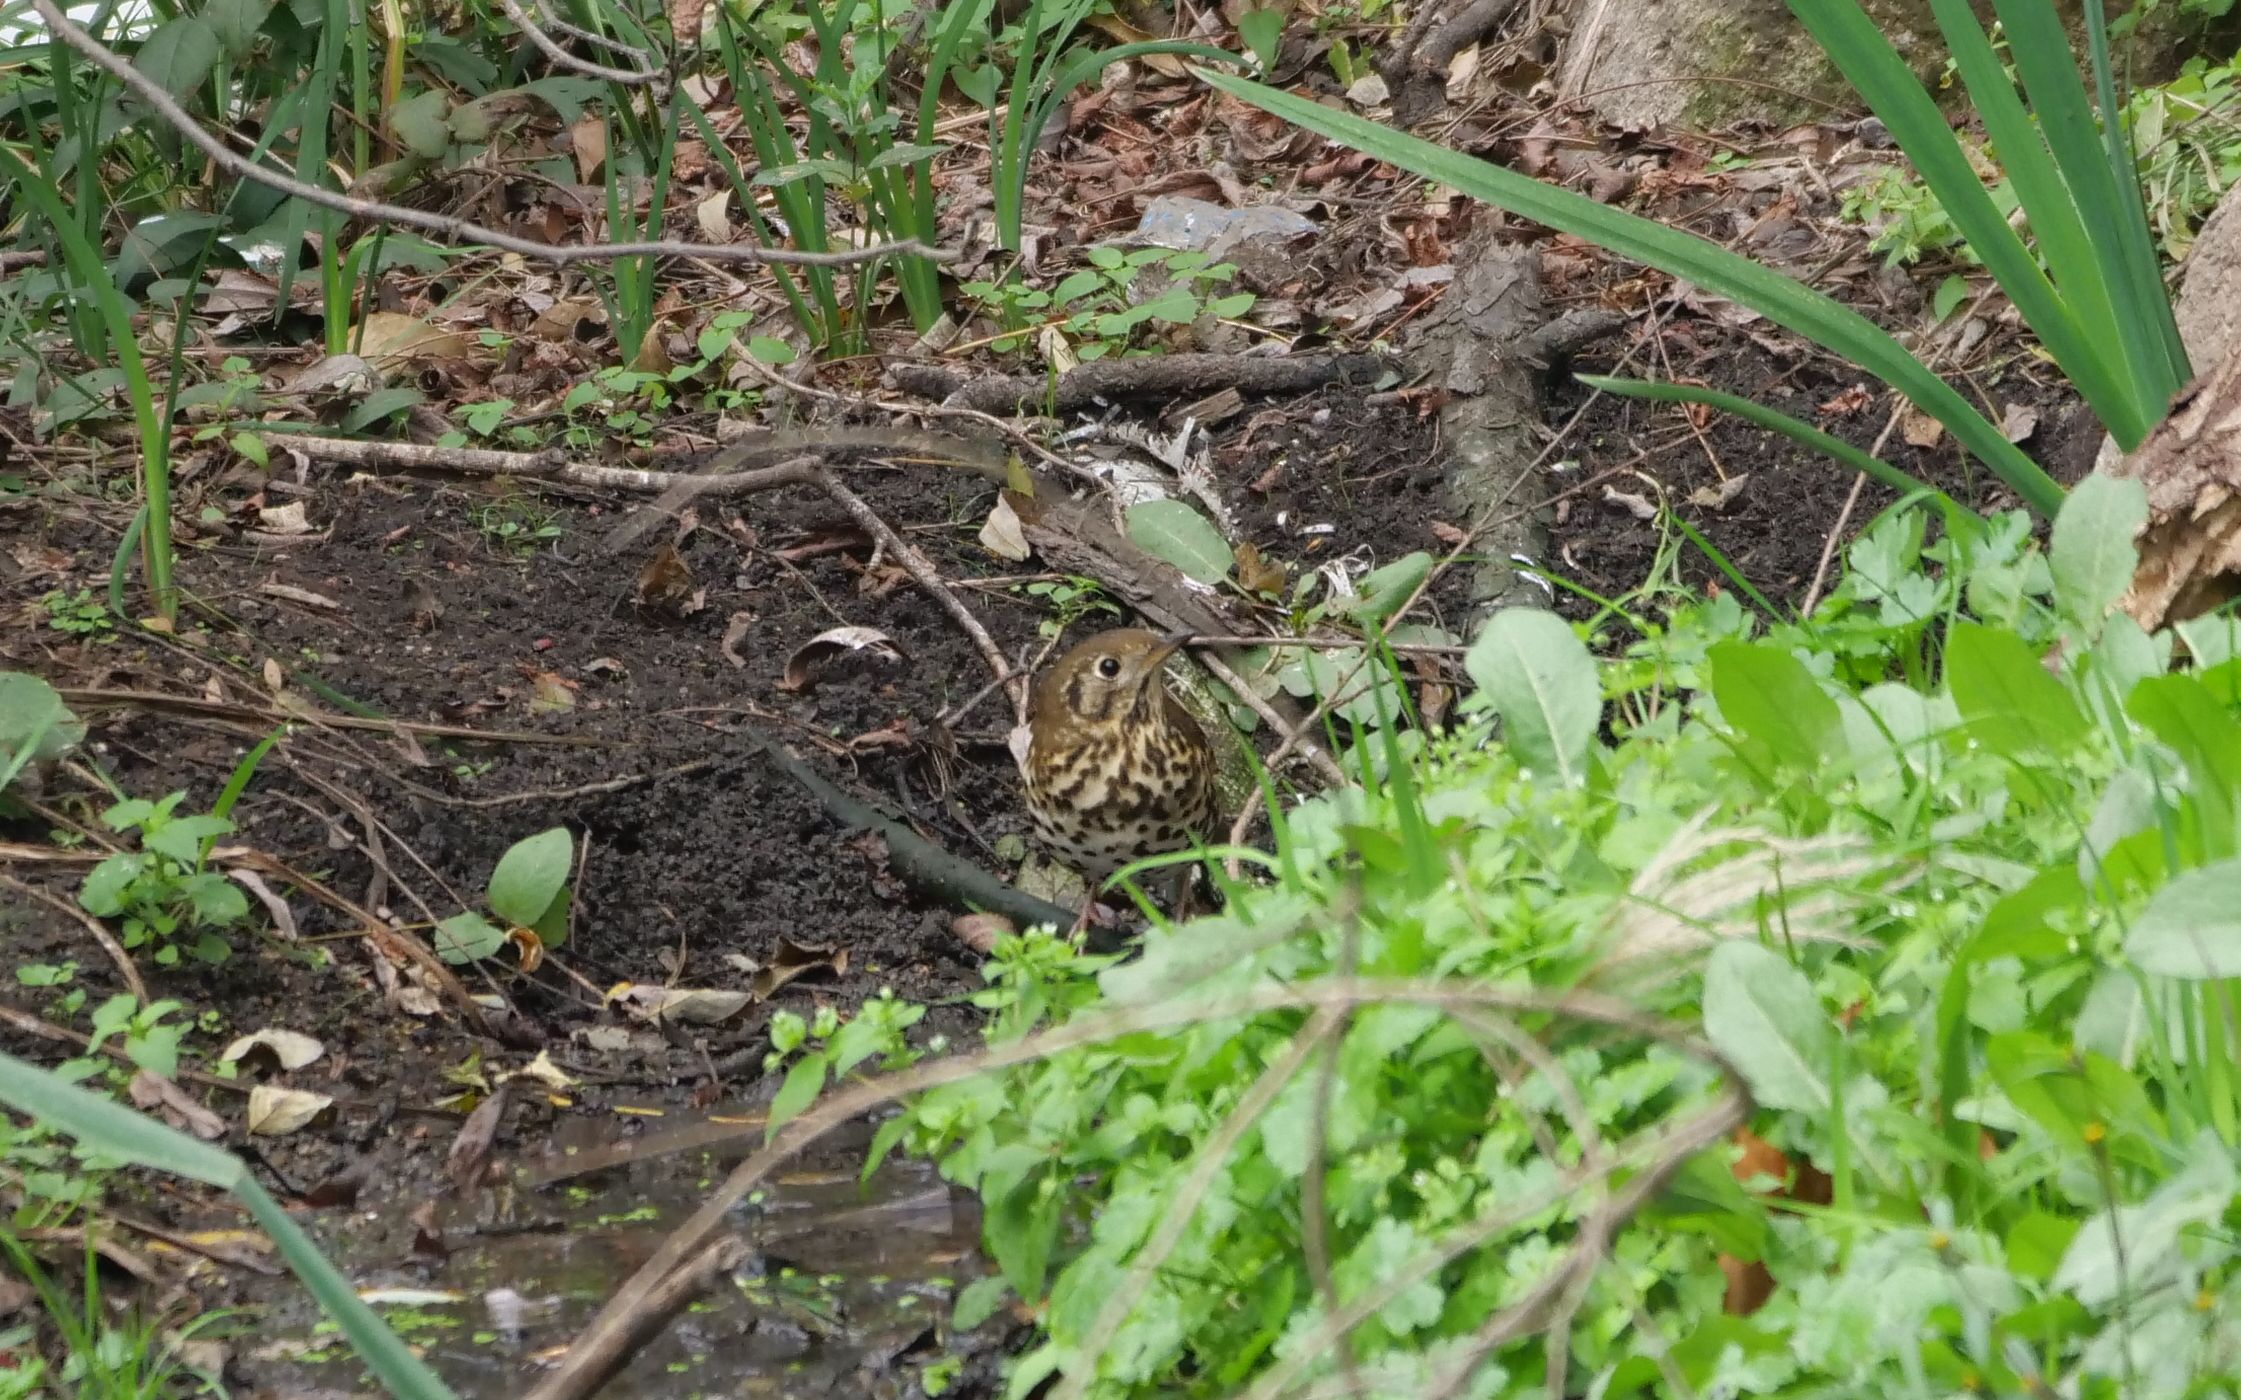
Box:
left=889, top=352, right=1391, bottom=416
left=2114, top=341, right=2241, bottom=633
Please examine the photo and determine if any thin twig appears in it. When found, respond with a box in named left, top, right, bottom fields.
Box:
left=810, top=466, right=1029, bottom=726
left=28, top=0, right=952, bottom=270
left=496, top=0, right=659, bottom=83
left=0, top=874, right=147, bottom=1004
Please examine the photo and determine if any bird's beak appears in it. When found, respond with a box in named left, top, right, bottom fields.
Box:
left=1147, top=628, right=1193, bottom=668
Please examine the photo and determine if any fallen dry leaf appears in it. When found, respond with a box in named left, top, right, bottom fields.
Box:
left=952, top=912, right=1015, bottom=955
left=610, top=984, right=753, bottom=1025
left=1900, top=406, right=1946, bottom=449
left=979, top=495, right=1032, bottom=561
left=220, top=1028, right=325, bottom=1072
left=246, top=1085, right=334, bottom=1136
left=721, top=610, right=756, bottom=669
left=1234, top=540, right=1287, bottom=596
left=571, top=115, right=608, bottom=180
left=748, top=937, right=848, bottom=1000
left=356, top=311, right=475, bottom=367
left=128, top=1070, right=226, bottom=1140
left=636, top=542, right=698, bottom=614
left=780, top=625, right=906, bottom=692
left=1687, top=475, right=1752, bottom=511
left=258, top=501, right=313, bottom=535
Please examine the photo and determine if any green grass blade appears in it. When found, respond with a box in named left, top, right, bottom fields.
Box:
left=1196, top=68, right=2062, bottom=517
left=1923, top=0, right=2120, bottom=388
left=2081, top=0, right=2190, bottom=390
left=1991, top=0, right=2183, bottom=431
left=0, top=143, right=174, bottom=614
left=1579, top=375, right=1969, bottom=515
left=1788, top=0, right=2140, bottom=447
left=0, top=1051, right=459, bottom=1398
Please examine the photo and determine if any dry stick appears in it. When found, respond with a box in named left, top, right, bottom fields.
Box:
left=0, top=874, right=147, bottom=1004
left=57, top=686, right=616, bottom=749
left=495, top=0, right=659, bottom=83
left=1052, top=1009, right=1346, bottom=1400
left=809, top=466, right=1029, bottom=725
left=28, top=0, right=951, bottom=270
left=890, top=352, right=1390, bottom=415
left=532, top=1234, right=753, bottom=1399
left=521, top=977, right=1728, bottom=1400
left=279, top=432, right=823, bottom=500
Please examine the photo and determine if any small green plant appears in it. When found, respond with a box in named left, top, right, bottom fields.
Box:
left=762, top=989, right=928, bottom=1139
left=433, top=826, right=573, bottom=964
left=78, top=794, right=250, bottom=967
left=39, top=589, right=112, bottom=640
left=964, top=249, right=1256, bottom=361
left=0, top=1230, right=227, bottom=1397
left=78, top=995, right=191, bottom=1081
left=470, top=496, right=564, bottom=557
left=1023, top=577, right=1123, bottom=637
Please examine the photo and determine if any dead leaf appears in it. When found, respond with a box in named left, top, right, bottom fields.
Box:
left=631, top=322, right=673, bottom=375
left=1602, top=486, right=1658, bottom=521
left=695, top=189, right=732, bottom=242
left=258, top=501, right=313, bottom=535
left=127, top=1070, right=226, bottom=1140
left=748, top=937, right=848, bottom=1000
left=780, top=626, right=906, bottom=692
left=610, top=984, right=753, bottom=1025
left=531, top=299, right=606, bottom=342
left=1899, top=406, right=1945, bottom=449
left=1686, top=474, right=1752, bottom=511
left=952, top=912, right=1014, bottom=955
left=2002, top=402, right=2040, bottom=443
left=721, top=611, right=756, bottom=669
left=508, top=1050, right=577, bottom=1092
left=447, top=1085, right=507, bottom=1193
left=220, top=1028, right=326, bottom=1072
left=506, top=924, right=546, bottom=972
left=1818, top=384, right=1873, bottom=417
left=1234, top=540, right=1287, bottom=596
left=636, top=542, right=699, bottom=614
left=525, top=670, right=577, bottom=714
left=246, top=1085, right=334, bottom=1136
left=979, top=496, right=1032, bottom=561
left=571, top=115, right=608, bottom=180
left=356, top=311, right=475, bottom=367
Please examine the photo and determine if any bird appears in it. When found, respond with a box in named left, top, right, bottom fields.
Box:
left=1021, top=627, right=1220, bottom=915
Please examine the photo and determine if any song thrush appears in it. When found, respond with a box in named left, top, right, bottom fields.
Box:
left=1022, top=628, right=1220, bottom=901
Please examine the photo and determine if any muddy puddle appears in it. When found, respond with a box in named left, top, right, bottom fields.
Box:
left=234, top=1112, right=988, bottom=1397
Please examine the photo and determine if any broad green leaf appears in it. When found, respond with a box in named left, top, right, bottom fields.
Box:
left=1702, top=942, right=1834, bottom=1115
left=2124, top=857, right=2241, bottom=978
left=1124, top=499, right=1233, bottom=585
left=0, top=672, right=83, bottom=787
left=202, top=0, right=275, bottom=55
left=433, top=912, right=506, bottom=964
left=1709, top=641, right=1841, bottom=772
left=1944, top=621, right=2088, bottom=757
left=2048, top=472, right=2148, bottom=637
left=2056, top=1129, right=2235, bottom=1307
left=133, top=17, right=221, bottom=98
left=1464, top=607, right=1597, bottom=788
left=489, top=826, right=573, bottom=927
left=1333, top=551, right=1433, bottom=626
left=766, top=1050, right=828, bottom=1140
left=388, top=90, right=455, bottom=160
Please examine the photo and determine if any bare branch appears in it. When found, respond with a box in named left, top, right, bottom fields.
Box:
left=496, top=0, right=661, bottom=84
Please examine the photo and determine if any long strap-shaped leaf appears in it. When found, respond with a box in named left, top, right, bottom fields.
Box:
left=1791, top=0, right=2140, bottom=447
left=1194, top=67, right=2066, bottom=517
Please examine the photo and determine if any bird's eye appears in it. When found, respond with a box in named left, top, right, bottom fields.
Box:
left=1096, top=657, right=1122, bottom=679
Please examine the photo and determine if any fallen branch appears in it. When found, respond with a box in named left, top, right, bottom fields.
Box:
left=496, top=0, right=659, bottom=84
left=29, top=0, right=951, bottom=270
left=0, top=874, right=147, bottom=1004
left=746, top=706, right=1075, bottom=931
left=889, top=352, right=1391, bottom=415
